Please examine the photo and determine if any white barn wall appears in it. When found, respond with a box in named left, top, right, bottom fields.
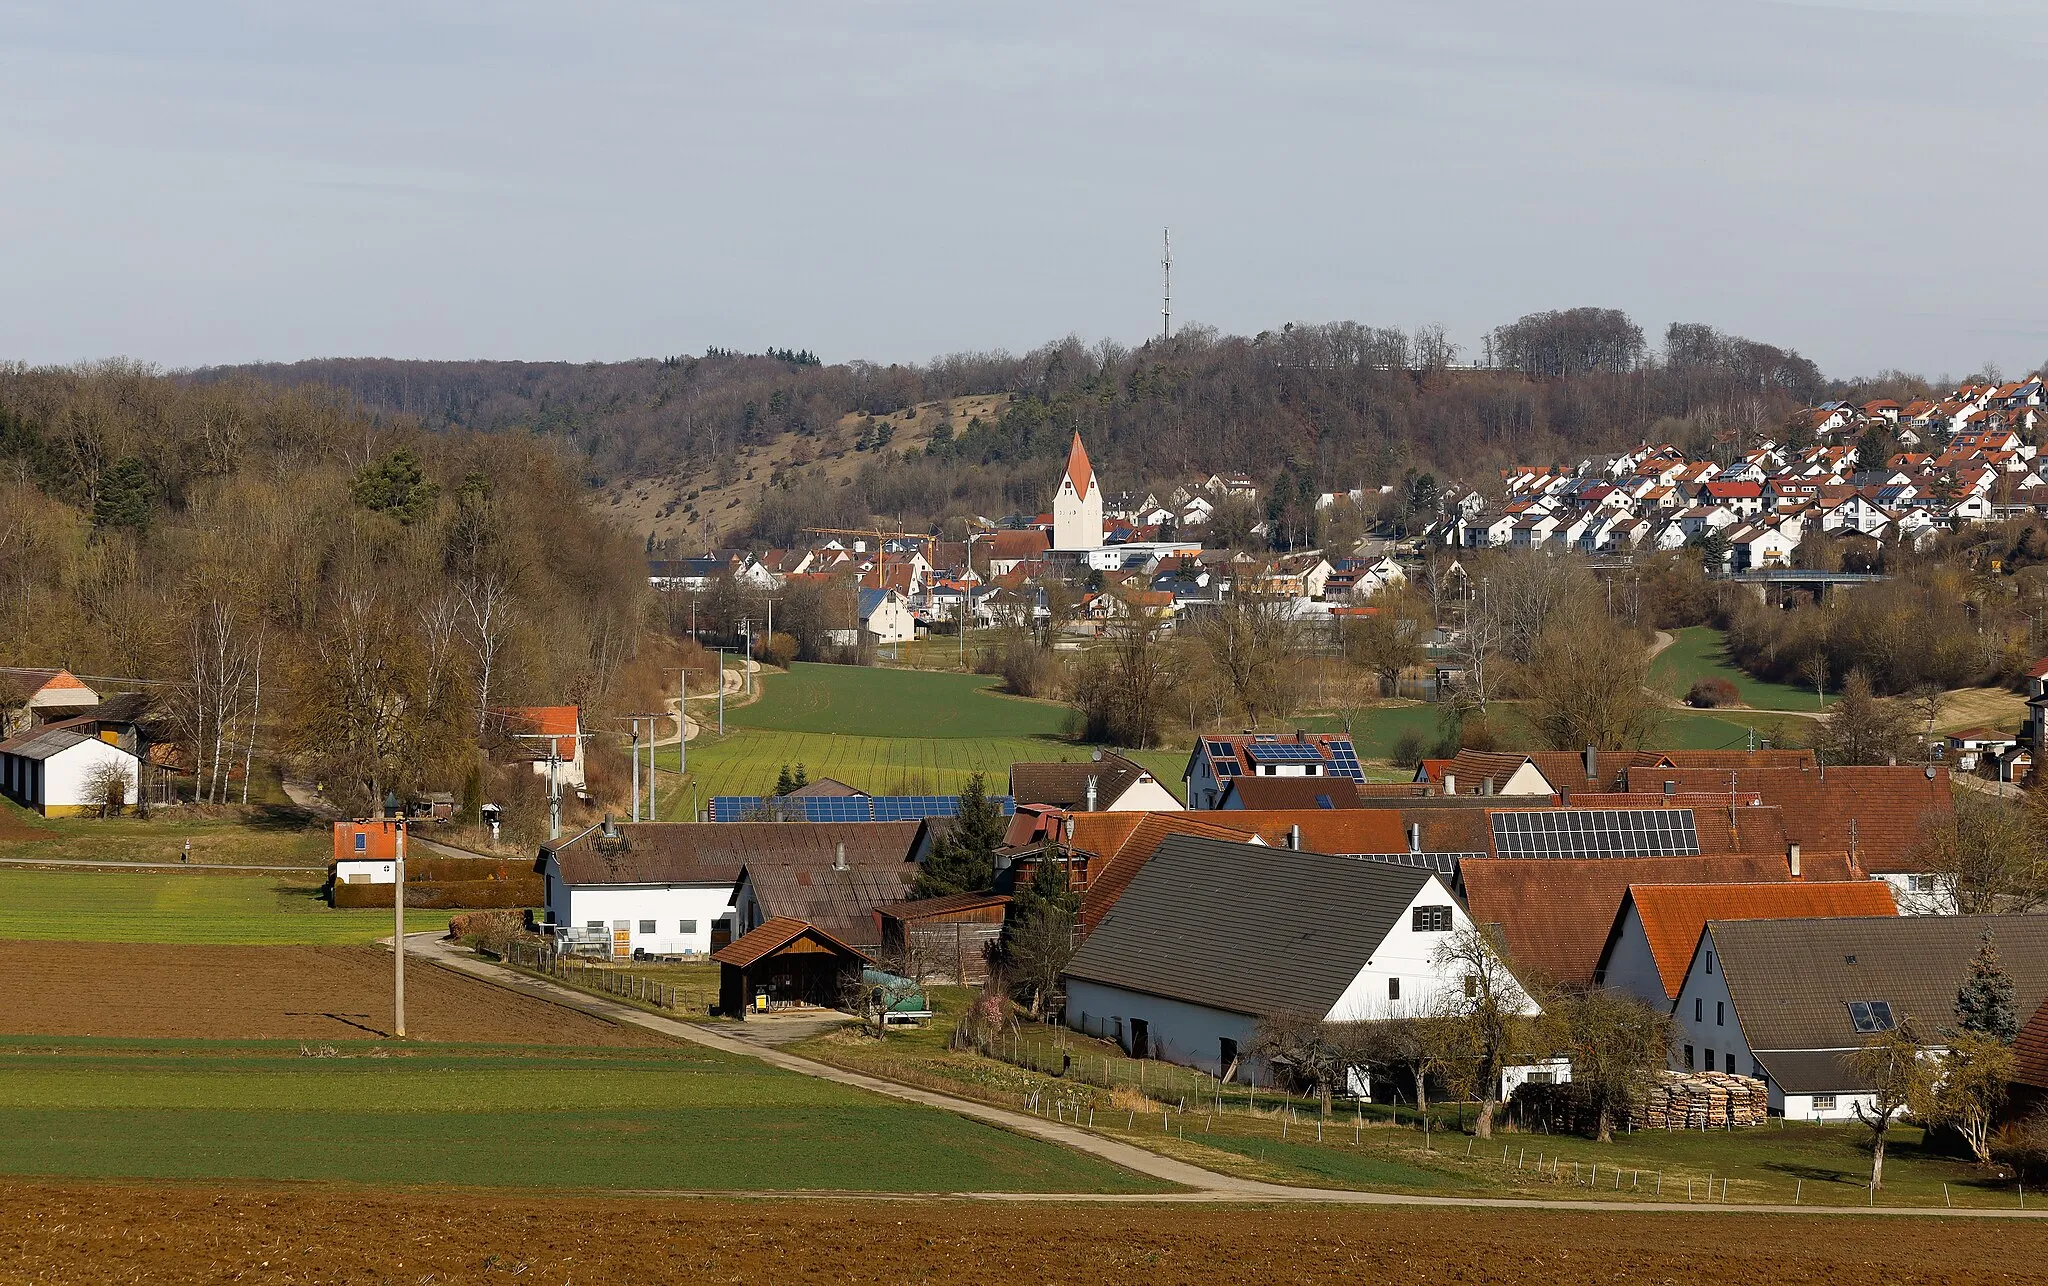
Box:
left=543, top=854, right=734, bottom=956
left=1107, top=778, right=1183, bottom=812
left=1323, top=878, right=1536, bottom=1020
left=1065, top=979, right=1257, bottom=1078
left=1598, top=904, right=1672, bottom=1008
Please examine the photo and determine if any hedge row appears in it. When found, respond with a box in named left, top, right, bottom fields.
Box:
left=332, top=877, right=543, bottom=910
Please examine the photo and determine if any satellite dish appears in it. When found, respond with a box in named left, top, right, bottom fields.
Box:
left=1925, top=766, right=1937, bottom=779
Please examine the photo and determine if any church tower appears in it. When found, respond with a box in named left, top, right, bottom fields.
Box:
left=1052, top=432, right=1103, bottom=551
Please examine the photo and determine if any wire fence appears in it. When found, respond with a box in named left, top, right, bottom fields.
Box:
left=499, top=939, right=716, bottom=1015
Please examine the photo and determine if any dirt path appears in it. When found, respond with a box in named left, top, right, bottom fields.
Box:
left=413, top=935, right=2046, bottom=1218
left=0, top=855, right=322, bottom=872
left=679, top=656, right=762, bottom=742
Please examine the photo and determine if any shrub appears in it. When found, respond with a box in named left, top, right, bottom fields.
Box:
left=1687, top=677, right=1741, bottom=708
left=1389, top=729, right=1429, bottom=769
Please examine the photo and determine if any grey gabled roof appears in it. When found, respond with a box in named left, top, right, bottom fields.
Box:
left=1711, top=914, right=2048, bottom=1057
left=1064, top=833, right=1437, bottom=1019
left=0, top=725, right=95, bottom=761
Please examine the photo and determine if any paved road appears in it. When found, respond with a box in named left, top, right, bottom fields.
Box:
left=0, top=856, right=323, bottom=873
left=410, top=934, right=2041, bottom=1217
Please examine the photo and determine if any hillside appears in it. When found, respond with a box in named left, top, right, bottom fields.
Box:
left=598, top=394, right=1012, bottom=548
left=192, top=311, right=1844, bottom=551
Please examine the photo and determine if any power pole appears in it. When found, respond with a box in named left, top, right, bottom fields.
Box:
left=393, top=817, right=407, bottom=1038
left=1161, top=227, right=1171, bottom=342
left=629, top=722, right=641, bottom=822
left=716, top=649, right=726, bottom=736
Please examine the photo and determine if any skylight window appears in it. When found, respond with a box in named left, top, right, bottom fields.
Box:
left=1847, top=1000, right=1896, bottom=1034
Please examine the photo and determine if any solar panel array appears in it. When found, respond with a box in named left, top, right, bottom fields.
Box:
left=1325, top=739, right=1365, bottom=782
left=708, top=795, right=1017, bottom=823
left=1244, top=741, right=1325, bottom=763
left=1204, top=739, right=1241, bottom=777
left=1340, top=850, right=1469, bottom=878
left=1490, top=809, right=1700, bottom=858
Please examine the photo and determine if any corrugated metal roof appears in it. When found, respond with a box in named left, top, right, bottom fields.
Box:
left=1714, top=915, right=2048, bottom=1056
left=1065, top=834, right=1437, bottom=1019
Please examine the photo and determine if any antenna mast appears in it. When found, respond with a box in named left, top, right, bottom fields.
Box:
left=1161, top=227, right=1172, bottom=342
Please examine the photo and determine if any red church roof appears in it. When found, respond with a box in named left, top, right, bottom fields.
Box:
left=1062, top=433, right=1095, bottom=498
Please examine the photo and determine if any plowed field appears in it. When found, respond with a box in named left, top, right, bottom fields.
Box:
left=0, top=941, right=664, bottom=1045
left=5, top=1182, right=2044, bottom=1284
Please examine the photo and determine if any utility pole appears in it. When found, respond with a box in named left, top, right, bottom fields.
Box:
left=1161, top=227, right=1171, bottom=342
left=393, top=817, right=407, bottom=1038
left=716, top=649, right=726, bottom=736
left=629, top=722, right=641, bottom=822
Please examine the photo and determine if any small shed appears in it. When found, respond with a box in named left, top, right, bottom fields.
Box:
left=877, top=891, right=1010, bottom=984
left=713, top=917, right=873, bottom=1018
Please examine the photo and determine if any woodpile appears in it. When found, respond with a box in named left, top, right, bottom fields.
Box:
left=1632, top=1070, right=1768, bottom=1130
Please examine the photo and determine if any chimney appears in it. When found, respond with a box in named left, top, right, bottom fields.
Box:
left=1085, top=776, right=1099, bottom=812
left=1787, top=842, right=1802, bottom=878
left=1288, top=824, right=1301, bottom=850
left=1091, top=746, right=1103, bottom=762
left=1063, top=814, right=1075, bottom=842
left=1408, top=822, right=1421, bottom=854
left=1584, top=744, right=1598, bottom=784
left=1482, top=777, right=1494, bottom=796
left=833, top=842, right=847, bottom=872
left=601, top=813, right=618, bottom=839
left=1443, top=772, right=1456, bottom=797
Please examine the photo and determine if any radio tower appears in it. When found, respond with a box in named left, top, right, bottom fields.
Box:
left=1160, top=228, right=1172, bottom=341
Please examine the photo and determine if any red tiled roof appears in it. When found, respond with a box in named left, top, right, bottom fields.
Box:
left=1062, top=432, right=1095, bottom=498
left=2016, top=995, right=2048, bottom=1090
left=1618, top=880, right=1898, bottom=1000
left=1620, top=764, right=1951, bottom=874
left=1460, top=852, right=1861, bottom=987
left=495, top=705, right=579, bottom=760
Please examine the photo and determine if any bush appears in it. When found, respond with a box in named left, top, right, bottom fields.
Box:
left=1389, top=729, right=1429, bottom=769
left=1687, top=677, right=1741, bottom=708
left=762, top=631, right=799, bottom=668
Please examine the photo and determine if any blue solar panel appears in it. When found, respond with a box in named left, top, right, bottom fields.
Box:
left=1245, top=742, right=1325, bottom=763
left=1213, top=760, right=1239, bottom=778
left=1325, top=739, right=1365, bottom=782
left=710, top=795, right=1015, bottom=822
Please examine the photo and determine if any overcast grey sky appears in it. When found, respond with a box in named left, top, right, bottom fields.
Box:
left=4, top=1, right=2043, bottom=378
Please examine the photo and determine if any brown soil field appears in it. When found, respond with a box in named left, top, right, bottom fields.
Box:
left=0, top=941, right=666, bottom=1046
left=4, top=1182, right=2045, bottom=1284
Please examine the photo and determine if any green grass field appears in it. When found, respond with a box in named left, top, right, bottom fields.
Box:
left=731, top=662, right=1073, bottom=738
left=1651, top=627, right=1824, bottom=712
left=0, top=800, right=330, bottom=868
left=660, top=663, right=1185, bottom=809
left=0, top=869, right=444, bottom=944
left=0, top=1037, right=1163, bottom=1193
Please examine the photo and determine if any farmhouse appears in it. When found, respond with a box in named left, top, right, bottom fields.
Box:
left=857, top=587, right=916, bottom=645
left=0, top=721, right=140, bottom=817
left=1008, top=751, right=1182, bottom=813
left=727, top=821, right=924, bottom=948
left=1064, top=834, right=1535, bottom=1076
left=1671, top=915, right=2048, bottom=1120
left=492, top=705, right=586, bottom=792
left=1594, top=879, right=1898, bottom=1007
left=0, top=667, right=99, bottom=737
left=531, top=819, right=868, bottom=958
left=1184, top=732, right=1366, bottom=811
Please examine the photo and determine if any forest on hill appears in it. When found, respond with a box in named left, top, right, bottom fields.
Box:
left=191, top=309, right=1899, bottom=548
left=0, top=361, right=656, bottom=816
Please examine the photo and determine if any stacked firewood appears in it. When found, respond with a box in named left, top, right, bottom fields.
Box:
left=1633, top=1070, right=1768, bottom=1129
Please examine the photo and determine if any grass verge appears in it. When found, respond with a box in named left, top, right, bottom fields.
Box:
left=0, top=868, right=444, bottom=944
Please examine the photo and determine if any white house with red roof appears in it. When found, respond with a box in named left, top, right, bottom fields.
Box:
left=495, top=705, right=586, bottom=791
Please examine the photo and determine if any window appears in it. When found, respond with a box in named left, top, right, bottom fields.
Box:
left=1463, top=974, right=1478, bottom=998
left=1705, top=950, right=1714, bottom=975
left=354, top=832, right=367, bottom=853
left=1716, top=1001, right=1724, bottom=1027
left=586, top=921, right=603, bottom=932
left=1684, top=1044, right=1695, bottom=1070
left=638, top=920, right=656, bottom=935
left=1847, top=1000, right=1896, bottom=1034
left=1813, top=1094, right=1837, bottom=1112
left=1412, top=905, right=1453, bottom=933
left=680, top=919, right=697, bottom=934
left=1387, top=978, right=1401, bottom=1002
left=1695, top=998, right=1703, bottom=1022
left=1909, top=874, right=1937, bottom=893
left=1705, top=1049, right=1716, bottom=1071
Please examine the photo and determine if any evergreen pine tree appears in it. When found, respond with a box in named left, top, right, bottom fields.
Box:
left=1956, top=931, right=2020, bottom=1043
left=773, top=764, right=796, bottom=797
left=93, top=457, right=156, bottom=533
left=793, top=763, right=809, bottom=789
left=912, top=773, right=1004, bottom=897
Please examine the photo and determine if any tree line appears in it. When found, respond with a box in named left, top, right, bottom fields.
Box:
left=0, top=361, right=655, bottom=825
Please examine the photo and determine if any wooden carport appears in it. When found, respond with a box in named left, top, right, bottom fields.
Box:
left=712, top=916, right=873, bottom=1019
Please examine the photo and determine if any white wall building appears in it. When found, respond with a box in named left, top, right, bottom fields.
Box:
left=0, top=724, right=139, bottom=817
left=1065, top=834, right=1537, bottom=1079
left=539, top=821, right=747, bottom=958
left=1052, top=432, right=1104, bottom=552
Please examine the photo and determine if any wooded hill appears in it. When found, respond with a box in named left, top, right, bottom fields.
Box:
left=193, top=310, right=1854, bottom=551
left=0, top=361, right=653, bottom=817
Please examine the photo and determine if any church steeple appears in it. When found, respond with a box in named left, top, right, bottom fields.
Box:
left=1053, top=432, right=1103, bottom=550
left=1061, top=432, right=1095, bottom=500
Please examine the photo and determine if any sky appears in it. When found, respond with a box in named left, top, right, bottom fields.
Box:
left=4, top=0, right=2045, bottom=379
